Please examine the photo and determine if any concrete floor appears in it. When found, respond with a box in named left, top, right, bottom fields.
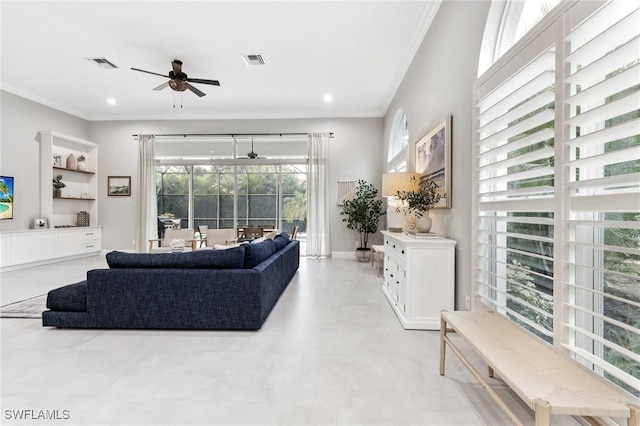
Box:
left=1, top=254, right=581, bottom=425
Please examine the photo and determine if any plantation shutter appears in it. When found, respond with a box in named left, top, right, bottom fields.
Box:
left=474, top=0, right=639, bottom=396
left=561, top=0, right=640, bottom=394
left=475, top=44, right=556, bottom=342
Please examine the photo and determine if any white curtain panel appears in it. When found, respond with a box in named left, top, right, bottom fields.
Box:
left=306, top=132, right=331, bottom=257
left=136, top=135, right=157, bottom=252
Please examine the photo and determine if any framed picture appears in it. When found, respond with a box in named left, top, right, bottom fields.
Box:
left=53, top=153, right=63, bottom=167
left=415, top=114, right=452, bottom=208
left=0, top=176, right=14, bottom=220
left=33, top=217, right=48, bottom=229
left=107, top=176, right=131, bottom=196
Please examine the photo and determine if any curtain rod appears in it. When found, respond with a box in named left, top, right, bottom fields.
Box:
left=131, top=132, right=333, bottom=138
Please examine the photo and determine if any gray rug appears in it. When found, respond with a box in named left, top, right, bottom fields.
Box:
left=0, top=294, right=46, bottom=319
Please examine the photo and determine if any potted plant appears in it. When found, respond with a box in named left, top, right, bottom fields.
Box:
left=396, top=178, right=444, bottom=233
left=76, top=155, right=88, bottom=171
left=52, top=175, right=66, bottom=198
left=340, top=179, right=385, bottom=262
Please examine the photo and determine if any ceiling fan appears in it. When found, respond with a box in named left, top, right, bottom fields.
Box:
left=244, top=139, right=263, bottom=159
left=131, top=59, right=220, bottom=97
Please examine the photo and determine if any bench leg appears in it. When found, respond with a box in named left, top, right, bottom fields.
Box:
left=534, top=399, right=551, bottom=426
left=440, top=316, right=447, bottom=376
left=628, top=403, right=640, bottom=426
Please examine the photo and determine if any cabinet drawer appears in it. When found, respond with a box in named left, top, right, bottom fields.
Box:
left=78, top=229, right=101, bottom=243
left=384, top=237, right=406, bottom=259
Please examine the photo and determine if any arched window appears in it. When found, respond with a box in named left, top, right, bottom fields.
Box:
left=478, top=0, right=561, bottom=76
left=387, top=109, right=408, bottom=172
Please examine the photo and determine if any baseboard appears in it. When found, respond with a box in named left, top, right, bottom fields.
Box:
left=331, top=251, right=356, bottom=259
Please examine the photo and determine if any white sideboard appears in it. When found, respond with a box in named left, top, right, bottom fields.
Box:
left=381, top=231, right=456, bottom=330
left=0, top=227, right=101, bottom=270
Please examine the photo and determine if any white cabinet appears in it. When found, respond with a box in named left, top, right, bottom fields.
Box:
left=0, top=228, right=102, bottom=270
left=37, top=131, right=98, bottom=228
left=381, top=231, right=456, bottom=330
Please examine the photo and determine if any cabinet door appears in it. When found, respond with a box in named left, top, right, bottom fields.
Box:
left=58, top=231, right=79, bottom=256
left=397, top=262, right=407, bottom=313
left=10, top=233, right=35, bottom=265
left=0, top=234, right=10, bottom=266
left=35, top=231, right=59, bottom=260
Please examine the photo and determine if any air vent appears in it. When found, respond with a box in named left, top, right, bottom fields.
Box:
left=86, top=57, right=118, bottom=69
left=241, top=54, right=265, bottom=66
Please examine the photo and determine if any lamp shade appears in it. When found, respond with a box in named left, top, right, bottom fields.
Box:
left=382, top=172, right=421, bottom=197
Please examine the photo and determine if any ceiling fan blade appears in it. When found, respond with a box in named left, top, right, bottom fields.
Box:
left=153, top=82, right=169, bottom=91
left=131, top=67, right=169, bottom=78
left=186, top=83, right=206, bottom=97
left=172, top=60, right=183, bottom=77
left=187, top=78, right=220, bottom=86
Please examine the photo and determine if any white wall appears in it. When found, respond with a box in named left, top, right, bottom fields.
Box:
left=0, top=88, right=383, bottom=252
left=88, top=117, right=382, bottom=252
left=0, top=90, right=90, bottom=231
left=383, top=1, right=491, bottom=310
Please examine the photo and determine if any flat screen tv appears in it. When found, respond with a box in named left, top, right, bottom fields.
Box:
left=0, top=175, right=14, bottom=220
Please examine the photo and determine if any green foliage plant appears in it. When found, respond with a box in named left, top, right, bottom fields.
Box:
left=395, top=179, right=443, bottom=218
left=340, top=179, right=385, bottom=250
left=52, top=175, right=66, bottom=189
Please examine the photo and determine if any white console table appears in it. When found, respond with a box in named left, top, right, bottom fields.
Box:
left=381, top=231, right=456, bottom=330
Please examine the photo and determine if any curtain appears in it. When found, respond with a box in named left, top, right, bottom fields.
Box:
left=306, top=132, right=331, bottom=257
left=136, top=135, right=157, bottom=252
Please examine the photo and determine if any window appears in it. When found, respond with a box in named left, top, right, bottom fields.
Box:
left=479, top=0, right=561, bottom=76
left=388, top=109, right=409, bottom=172
left=155, top=137, right=308, bottom=247
left=474, top=0, right=639, bottom=396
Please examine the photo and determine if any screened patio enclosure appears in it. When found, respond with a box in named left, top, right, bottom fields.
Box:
left=154, top=136, right=308, bottom=253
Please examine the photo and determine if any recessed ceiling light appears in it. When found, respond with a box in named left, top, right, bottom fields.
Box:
left=323, top=94, right=333, bottom=103
left=107, top=98, right=117, bottom=105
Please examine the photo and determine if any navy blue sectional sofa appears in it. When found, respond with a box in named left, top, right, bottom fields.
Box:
left=42, top=234, right=299, bottom=330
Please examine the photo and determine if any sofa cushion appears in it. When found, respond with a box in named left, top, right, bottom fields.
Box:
left=47, top=281, right=87, bottom=312
left=106, top=247, right=246, bottom=269
left=244, top=239, right=277, bottom=269
left=273, top=233, right=291, bottom=251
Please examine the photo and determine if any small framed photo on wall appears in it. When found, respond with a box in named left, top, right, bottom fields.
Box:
left=107, top=176, right=131, bottom=196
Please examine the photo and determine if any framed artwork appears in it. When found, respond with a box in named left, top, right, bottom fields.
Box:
left=415, top=114, right=452, bottom=208
left=107, top=176, right=131, bottom=196
left=53, top=153, right=63, bottom=167
left=0, top=175, right=14, bottom=220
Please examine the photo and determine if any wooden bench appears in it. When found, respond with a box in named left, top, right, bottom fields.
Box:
left=440, top=311, right=639, bottom=426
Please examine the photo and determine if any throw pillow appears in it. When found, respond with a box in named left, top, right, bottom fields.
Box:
left=106, top=247, right=246, bottom=269
left=243, top=239, right=277, bottom=269
left=273, top=234, right=291, bottom=251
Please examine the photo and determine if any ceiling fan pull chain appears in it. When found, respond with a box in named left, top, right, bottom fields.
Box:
left=181, top=93, right=183, bottom=109
left=173, top=92, right=176, bottom=109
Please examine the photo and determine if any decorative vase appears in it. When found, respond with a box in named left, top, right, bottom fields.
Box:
left=76, top=160, right=87, bottom=171
left=415, top=212, right=432, bottom=233
left=66, top=153, right=76, bottom=170
left=53, top=188, right=62, bottom=198
left=355, top=247, right=372, bottom=263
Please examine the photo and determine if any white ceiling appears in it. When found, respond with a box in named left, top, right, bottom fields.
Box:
left=1, top=1, right=440, bottom=121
